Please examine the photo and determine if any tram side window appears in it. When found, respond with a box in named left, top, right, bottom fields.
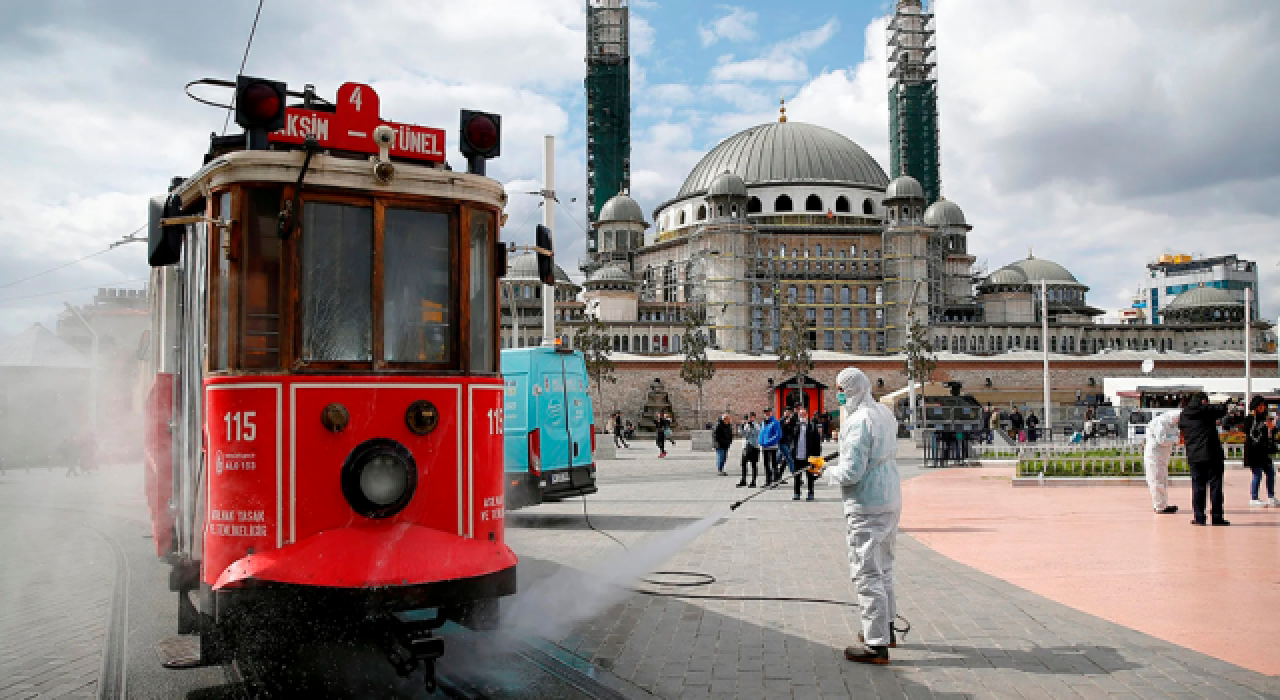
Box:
left=468, top=209, right=495, bottom=372
left=302, top=202, right=373, bottom=362
left=241, top=188, right=283, bottom=369
left=385, top=208, right=451, bottom=363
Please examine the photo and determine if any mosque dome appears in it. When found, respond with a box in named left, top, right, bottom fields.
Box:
left=507, top=253, right=572, bottom=284
left=985, top=268, right=1027, bottom=286
left=923, top=198, right=967, bottom=227
left=884, top=175, right=924, bottom=201
left=598, top=192, right=646, bottom=224
left=1165, top=286, right=1240, bottom=310
left=586, top=265, right=635, bottom=287
left=674, top=121, right=889, bottom=199
left=707, top=171, right=748, bottom=198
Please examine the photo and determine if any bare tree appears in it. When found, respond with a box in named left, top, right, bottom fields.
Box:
left=901, top=321, right=938, bottom=425
left=574, top=316, right=616, bottom=414
left=776, top=303, right=813, bottom=410
left=680, top=306, right=716, bottom=427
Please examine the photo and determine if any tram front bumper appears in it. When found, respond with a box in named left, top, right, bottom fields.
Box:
left=213, top=523, right=517, bottom=592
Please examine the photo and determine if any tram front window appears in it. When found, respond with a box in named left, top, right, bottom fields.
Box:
left=384, top=208, right=451, bottom=363
left=301, top=202, right=373, bottom=362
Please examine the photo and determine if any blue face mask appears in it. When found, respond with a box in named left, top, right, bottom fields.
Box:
left=837, top=392, right=847, bottom=406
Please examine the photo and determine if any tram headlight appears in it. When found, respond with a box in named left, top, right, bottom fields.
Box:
left=405, top=400, right=439, bottom=436
left=341, top=439, right=417, bottom=519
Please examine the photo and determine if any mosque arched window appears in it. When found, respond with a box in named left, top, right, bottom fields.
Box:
left=841, top=287, right=851, bottom=303
left=850, top=245, right=857, bottom=257
left=747, top=196, right=762, bottom=214
left=731, top=205, right=738, bottom=218
left=805, top=194, right=823, bottom=212
left=835, top=196, right=850, bottom=213
left=678, top=211, right=686, bottom=225
left=717, top=204, right=724, bottom=217
left=697, top=205, right=707, bottom=221
left=775, top=195, right=793, bottom=212
left=863, top=198, right=875, bottom=215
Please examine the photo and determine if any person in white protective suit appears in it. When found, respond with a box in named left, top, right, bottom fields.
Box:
left=1144, top=410, right=1182, bottom=514
left=828, top=367, right=901, bottom=665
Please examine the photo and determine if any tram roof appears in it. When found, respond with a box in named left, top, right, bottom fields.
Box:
left=170, top=150, right=507, bottom=212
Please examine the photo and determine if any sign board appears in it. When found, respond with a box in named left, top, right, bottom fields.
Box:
left=269, top=82, right=446, bottom=164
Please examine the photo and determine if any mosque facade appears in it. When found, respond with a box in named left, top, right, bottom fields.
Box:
left=500, top=0, right=1272, bottom=361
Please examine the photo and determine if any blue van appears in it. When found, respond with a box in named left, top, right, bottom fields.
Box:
left=501, top=346, right=598, bottom=509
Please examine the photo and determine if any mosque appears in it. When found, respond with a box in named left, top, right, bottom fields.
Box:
left=501, top=0, right=1271, bottom=362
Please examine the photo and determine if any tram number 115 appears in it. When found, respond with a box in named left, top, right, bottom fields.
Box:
left=224, top=411, right=258, bottom=443
left=487, top=408, right=504, bottom=436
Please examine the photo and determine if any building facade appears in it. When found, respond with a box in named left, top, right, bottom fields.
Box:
left=585, top=0, right=631, bottom=230
left=1140, top=254, right=1259, bottom=324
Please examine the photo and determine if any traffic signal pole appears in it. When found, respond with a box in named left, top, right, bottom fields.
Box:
left=542, top=135, right=556, bottom=346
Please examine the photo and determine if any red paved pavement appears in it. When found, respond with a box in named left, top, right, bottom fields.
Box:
left=901, top=467, right=1280, bottom=677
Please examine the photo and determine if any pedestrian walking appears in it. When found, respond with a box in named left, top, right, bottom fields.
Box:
left=792, top=407, right=822, bottom=501
left=1242, top=396, right=1278, bottom=507
left=759, top=407, right=781, bottom=484
left=987, top=405, right=1000, bottom=444
left=780, top=407, right=799, bottom=476
left=656, top=412, right=671, bottom=458
left=829, top=367, right=901, bottom=665
left=613, top=411, right=629, bottom=449
left=713, top=414, right=734, bottom=475
left=1026, top=411, right=1040, bottom=443
left=1179, top=393, right=1230, bottom=526
left=738, top=413, right=761, bottom=488
left=1143, top=409, right=1181, bottom=514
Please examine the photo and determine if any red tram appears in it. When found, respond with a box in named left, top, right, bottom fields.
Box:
left=140, top=76, right=515, bottom=688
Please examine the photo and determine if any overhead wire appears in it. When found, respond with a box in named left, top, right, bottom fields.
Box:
left=222, top=0, right=267, bottom=135
left=0, top=278, right=147, bottom=304
left=0, top=225, right=144, bottom=291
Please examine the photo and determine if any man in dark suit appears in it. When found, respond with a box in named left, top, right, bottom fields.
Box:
left=1179, top=393, right=1230, bottom=526
left=791, top=407, right=824, bottom=501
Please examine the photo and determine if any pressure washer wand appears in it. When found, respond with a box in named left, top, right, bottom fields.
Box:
left=728, top=451, right=840, bottom=511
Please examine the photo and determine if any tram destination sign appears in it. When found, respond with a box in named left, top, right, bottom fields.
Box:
left=269, top=82, right=445, bottom=164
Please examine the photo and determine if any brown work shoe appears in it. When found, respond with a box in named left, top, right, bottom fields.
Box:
left=844, top=642, right=889, bottom=665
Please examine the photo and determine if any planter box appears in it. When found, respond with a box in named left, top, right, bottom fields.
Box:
left=690, top=430, right=714, bottom=452
left=1012, top=476, right=1192, bottom=487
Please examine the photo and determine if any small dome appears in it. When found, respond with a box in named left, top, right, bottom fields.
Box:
left=1014, top=257, right=1081, bottom=285
left=506, top=253, right=572, bottom=284
left=707, top=171, right=748, bottom=197
left=924, top=198, right=967, bottom=227
left=884, top=175, right=924, bottom=201
left=586, top=265, right=634, bottom=285
left=985, top=268, right=1027, bottom=286
left=598, top=193, right=646, bottom=225
left=1166, top=286, right=1240, bottom=310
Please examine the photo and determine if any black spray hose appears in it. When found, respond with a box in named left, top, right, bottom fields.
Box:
left=729, top=451, right=840, bottom=511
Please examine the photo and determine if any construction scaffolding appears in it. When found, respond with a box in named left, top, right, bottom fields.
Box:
left=644, top=208, right=889, bottom=356
left=586, top=0, right=631, bottom=236
left=888, top=0, right=941, bottom=206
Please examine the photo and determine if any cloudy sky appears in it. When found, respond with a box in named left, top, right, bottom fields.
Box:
left=1, top=0, right=1278, bottom=339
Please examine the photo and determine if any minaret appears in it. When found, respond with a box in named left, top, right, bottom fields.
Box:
left=586, top=0, right=632, bottom=244
left=887, top=0, right=941, bottom=205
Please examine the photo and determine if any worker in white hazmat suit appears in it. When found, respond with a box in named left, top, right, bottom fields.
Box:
left=828, top=367, right=901, bottom=665
left=1144, top=410, right=1182, bottom=514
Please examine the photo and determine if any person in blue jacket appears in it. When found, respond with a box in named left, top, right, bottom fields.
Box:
left=758, top=407, right=782, bottom=484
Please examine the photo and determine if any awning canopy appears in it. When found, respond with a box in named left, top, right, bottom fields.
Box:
left=774, top=376, right=828, bottom=390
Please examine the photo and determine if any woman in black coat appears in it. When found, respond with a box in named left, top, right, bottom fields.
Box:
left=713, top=415, right=734, bottom=476
left=1242, top=396, right=1277, bottom=506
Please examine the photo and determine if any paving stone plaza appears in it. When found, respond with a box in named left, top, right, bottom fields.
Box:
left=1, top=443, right=1277, bottom=699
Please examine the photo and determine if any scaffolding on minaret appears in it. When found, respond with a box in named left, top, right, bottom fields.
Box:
left=888, top=0, right=941, bottom=206
left=586, top=0, right=632, bottom=247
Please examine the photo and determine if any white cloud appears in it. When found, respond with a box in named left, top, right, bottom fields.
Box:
left=631, top=14, right=655, bottom=56
left=649, top=83, right=696, bottom=103
left=709, top=18, right=839, bottom=83
left=698, top=6, right=758, bottom=47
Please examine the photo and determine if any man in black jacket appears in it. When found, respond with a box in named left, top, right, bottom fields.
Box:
left=1178, top=393, right=1230, bottom=526
left=791, top=408, right=823, bottom=501
left=713, top=414, right=734, bottom=476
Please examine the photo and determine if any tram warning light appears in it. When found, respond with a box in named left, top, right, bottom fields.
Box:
left=459, top=110, right=501, bottom=176
left=234, top=75, right=287, bottom=150
left=535, top=224, right=555, bottom=286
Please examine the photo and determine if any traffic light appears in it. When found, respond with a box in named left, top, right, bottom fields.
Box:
left=234, top=75, right=287, bottom=150
left=535, top=224, right=555, bottom=286
left=459, top=110, right=502, bottom=176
